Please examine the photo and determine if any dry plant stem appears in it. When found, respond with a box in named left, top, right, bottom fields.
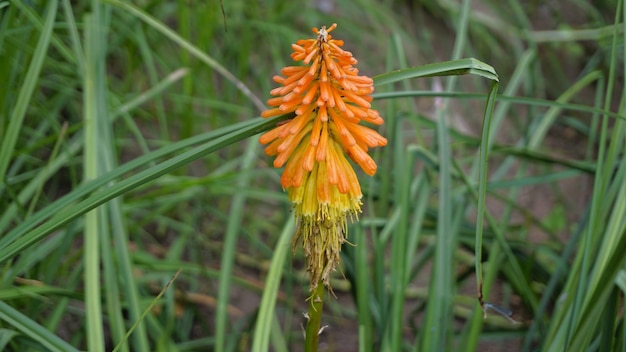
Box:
left=305, top=281, right=325, bottom=352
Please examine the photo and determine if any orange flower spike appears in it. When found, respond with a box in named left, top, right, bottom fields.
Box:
left=258, top=23, right=386, bottom=291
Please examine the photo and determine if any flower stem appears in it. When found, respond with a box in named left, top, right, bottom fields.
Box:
left=305, top=281, right=325, bottom=352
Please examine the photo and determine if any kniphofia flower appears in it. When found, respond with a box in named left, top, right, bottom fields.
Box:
left=260, top=23, right=387, bottom=291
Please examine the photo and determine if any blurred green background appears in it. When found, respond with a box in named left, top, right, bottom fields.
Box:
left=0, top=0, right=625, bottom=351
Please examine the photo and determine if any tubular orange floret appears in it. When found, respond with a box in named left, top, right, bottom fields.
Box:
left=267, top=97, right=284, bottom=106
left=302, top=83, right=319, bottom=104
left=319, top=81, right=331, bottom=103
left=315, top=122, right=329, bottom=161
left=272, top=81, right=296, bottom=96
left=332, top=90, right=348, bottom=112
left=283, top=114, right=308, bottom=137
left=328, top=105, right=356, bottom=124
left=345, top=104, right=369, bottom=119
left=348, top=145, right=378, bottom=175
left=294, top=101, right=316, bottom=117
left=329, top=148, right=351, bottom=194
left=365, top=109, right=384, bottom=124
left=320, top=64, right=329, bottom=82
left=345, top=123, right=388, bottom=148
left=282, top=69, right=308, bottom=85
left=304, top=48, right=319, bottom=64
left=281, top=142, right=308, bottom=187
left=264, top=138, right=282, bottom=156
left=310, top=115, right=323, bottom=146
left=291, top=157, right=307, bottom=187
left=329, top=117, right=357, bottom=148
left=281, top=66, right=308, bottom=77
left=302, top=144, right=317, bottom=172
left=279, top=96, right=303, bottom=111
left=259, top=123, right=290, bottom=143
left=308, top=58, right=320, bottom=76
left=343, top=90, right=372, bottom=108
left=261, top=108, right=283, bottom=118
left=317, top=105, right=329, bottom=122
left=345, top=74, right=373, bottom=84
left=316, top=162, right=330, bottom=202
left=296, top=73, right=315, bottom=88
left=324, top=144, right=339, bottom=185
left=291, top=43, right=305, bottom=52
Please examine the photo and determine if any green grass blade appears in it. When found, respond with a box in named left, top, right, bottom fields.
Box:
left=422, top=1, right=470, bottom=348
left=373, top=58, right=499, bottom=87
left=251, top=218, right=294, bottom=352
left=0, top=0, right=57, bottom=197
left=617, top=270, right=626, bottom=293
left=372, top=91, right=624, bottom=121
left=0, top=115, right=288, bottom=264
left=355, top=224, right=373, bottom=352
left=383, top=140, right=415, bottom=351
left=466, top=81, right=499, bottom=350
left=0, top=68, right=186, bottom=235
left=83, top=11, right=105, bottom=352
left=527, top=70, right=604, bottom=148
left=112, top=270, right=181, bottom=352
left=0, top=328, right=19, bottom=350
left=83, top=4, right=151, bottom=350
left=4, top=0, right=76, bottom=65
left=0, top=300, right=79, bottom=352
left=109, top=201, right=151, bottom=351
left=101, top=0, right=265, bottom=111
left=475, top=80, right=499, bottom=299
left=0, top=116, right=237, bottom=249
left=60, top=0, right=85, bottom=75
left=420, top=93, right=453, bottom=351
left=544, top=0, right=625, bottom=348
left=215, top=138, right=260, bottom=352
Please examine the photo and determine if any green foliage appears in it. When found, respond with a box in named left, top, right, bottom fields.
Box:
left=0, top=0, right=624, bottom=351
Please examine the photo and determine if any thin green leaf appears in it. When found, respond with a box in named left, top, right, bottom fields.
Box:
left=373, top=58, right=499, bottom=87
left=0, top=115, right=288, bottom=264
left=0, top=0, right=58, bottom=197
left=251, top=218, right=294, bottom=352
left=0, top=301, right=79, bottom=352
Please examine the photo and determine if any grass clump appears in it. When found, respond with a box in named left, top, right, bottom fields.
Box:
left=0, top=0, right=624, bottom=351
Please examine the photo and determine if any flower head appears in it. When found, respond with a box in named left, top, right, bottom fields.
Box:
left=260, top=24, right=387, bottom=291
